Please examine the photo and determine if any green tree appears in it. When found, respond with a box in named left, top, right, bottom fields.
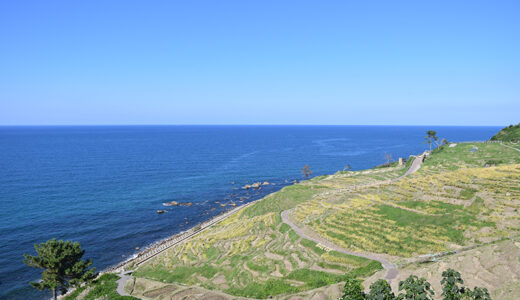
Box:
left=469, top=287, right=491, bottom=300
left=368, top=279, right=395, bottom=300
left=341, top=277, right=366, bottom=300
left=397, top=275, right=434, bottom=300
left=424, top=130, right=439, bottom=152
left=441, top=268, right=466, bottom=300
left=23, top=239, right=96, bottom=300
left=302, top=164, right=313, bottom=179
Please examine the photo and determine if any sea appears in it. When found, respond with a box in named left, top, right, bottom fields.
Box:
left=0, top=125, right=500, bottom=299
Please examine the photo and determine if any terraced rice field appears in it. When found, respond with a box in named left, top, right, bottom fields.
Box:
left=290, top=143, right=520, bottom=258
left=131, top=142, right=520, bottom=298
left=134, top=204, right=381, bottom=298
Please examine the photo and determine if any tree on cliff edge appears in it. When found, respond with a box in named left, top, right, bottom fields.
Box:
left=302, top=164, right=313, bottom=179
left=23, top=239, right=96, bottom=300
left=424, top=130, right=439, bottom=152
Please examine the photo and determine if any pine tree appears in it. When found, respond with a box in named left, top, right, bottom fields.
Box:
left=424, top=130, right=439, bottom=152
left=23, top=239, right=96, bottom=300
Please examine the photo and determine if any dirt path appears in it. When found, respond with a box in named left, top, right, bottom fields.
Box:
left=281, top=154, right=424, bottom=281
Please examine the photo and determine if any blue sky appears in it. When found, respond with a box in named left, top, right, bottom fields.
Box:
left=0, top=1, right=518, bottom=126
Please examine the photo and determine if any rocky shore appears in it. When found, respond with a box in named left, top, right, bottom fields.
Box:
left=107, top=196, right=265, bottom=273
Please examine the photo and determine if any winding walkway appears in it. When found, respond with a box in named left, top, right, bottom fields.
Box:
left=116, top=271, right=133, bottom=296
left=281, top=154, right=424, bottom=281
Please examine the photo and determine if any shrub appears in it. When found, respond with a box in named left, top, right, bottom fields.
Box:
left=368, top=279, right=395, bottom=300
left=341, top=277, right=366, bottom=300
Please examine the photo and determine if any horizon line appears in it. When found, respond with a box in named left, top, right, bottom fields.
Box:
left=0, top=124, right=506, bottom=127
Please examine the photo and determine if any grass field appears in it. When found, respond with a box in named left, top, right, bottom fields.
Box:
left=64, top=273, right=138, bottom=300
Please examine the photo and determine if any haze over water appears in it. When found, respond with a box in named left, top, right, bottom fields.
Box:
left=0, top=125, right=500, bottom=299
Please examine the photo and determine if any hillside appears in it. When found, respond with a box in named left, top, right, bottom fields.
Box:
left=490, top=123, right=520, bottom=141
left=67, top=141, right=520, bottom=299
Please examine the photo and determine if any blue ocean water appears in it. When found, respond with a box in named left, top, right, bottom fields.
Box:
left=0, top=125, right=500, bottom=299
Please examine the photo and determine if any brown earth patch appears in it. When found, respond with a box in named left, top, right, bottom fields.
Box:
left=143, top=285, right=177, bottom=298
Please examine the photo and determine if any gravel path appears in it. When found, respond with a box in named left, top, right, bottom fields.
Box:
left=281, top=154, right=424, bottom=281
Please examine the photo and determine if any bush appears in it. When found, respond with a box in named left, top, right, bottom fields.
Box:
left=368, top=279, right=395, bottom=300
left=341, top=277, right=366, bottom=300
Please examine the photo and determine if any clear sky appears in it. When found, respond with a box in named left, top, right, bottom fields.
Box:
left=0, top=1, right=518, bottom=126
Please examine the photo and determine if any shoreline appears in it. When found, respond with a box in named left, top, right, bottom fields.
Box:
left=59, top=190, right=276, bottom=299
left=105, top=156, right=421, bottom=274
left=105, top=194, right=268, bottom=273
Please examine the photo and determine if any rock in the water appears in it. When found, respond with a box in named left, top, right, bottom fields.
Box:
left=244, top=182, right=264, bottom=189
left=157, top=210, right=166, bottom=214
left=180, top=202, right=193, bottom=206
left=163, top=201, right=179, bottom=206
left=262, top=181, right=270, bottom=185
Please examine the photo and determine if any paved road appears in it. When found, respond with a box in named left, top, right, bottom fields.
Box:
left=395, top=154, right=423, bottom=180
left=116, top=271, right=133, bottom=296
left=281, top=154, right=424, bottom=281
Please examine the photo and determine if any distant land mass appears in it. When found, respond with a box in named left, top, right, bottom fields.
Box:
left=490, top=123, right=520, bottom=142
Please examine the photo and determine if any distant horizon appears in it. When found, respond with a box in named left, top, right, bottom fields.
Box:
left=0, top=123, right=506, bottom=127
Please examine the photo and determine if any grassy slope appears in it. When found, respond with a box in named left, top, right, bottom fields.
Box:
left=64, top=273, right=138, bottom=300
left=490, top=123, right=520, bottom=141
